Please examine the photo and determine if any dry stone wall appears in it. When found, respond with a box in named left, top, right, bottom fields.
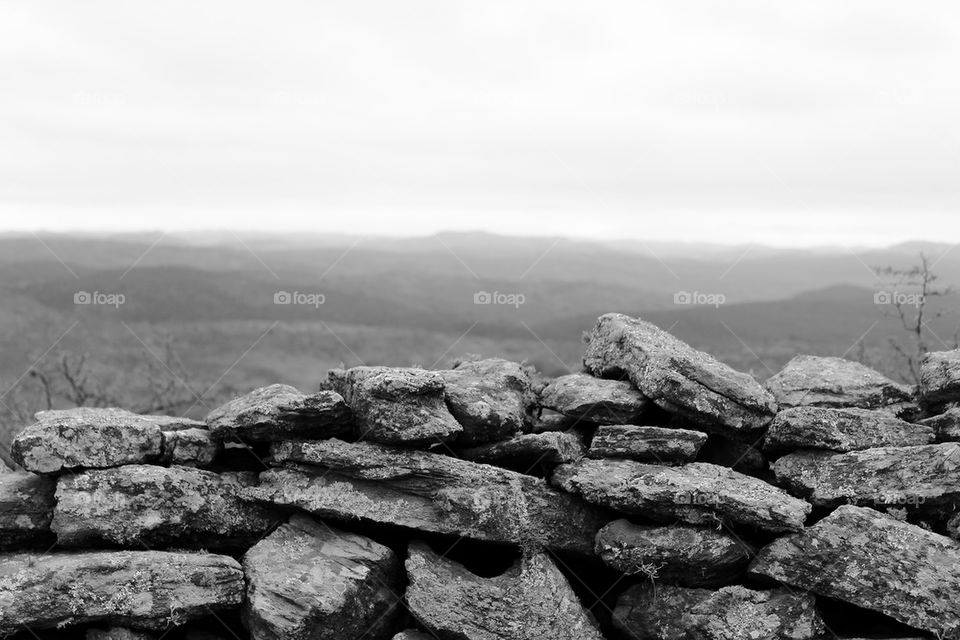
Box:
left=2, top=313, right=960, bottom=639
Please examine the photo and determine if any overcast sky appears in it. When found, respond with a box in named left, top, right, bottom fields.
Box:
left=2, top=1, right=959, bottom=245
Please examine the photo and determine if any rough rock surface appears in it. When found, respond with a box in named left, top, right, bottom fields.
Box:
left=749, top=505, right=960, bottom=639
left=247, top=438, right=607, bottom=555
left=391, top=632, right=432, bottom=640
left=327, top=367, right=462, bottom=444
left=683, top=586, right=825, bottom=640
left=920, top=348, right=960, bottom=408
left=11, top=408, right=164, bottom=473
left=0, top=551, right=244, bottom=634
left=920, top=407, right=960, bottom=442
left=405, top=541, right=605, bottom=640
left=159, top=428, right=221, bottom=467
left=243, top=514, right=400, bottom=640
left=438, top=358, right=533, bottom=444
left=553, top=458, right=810, bottom=532
left=206, top=384, right=352, bottom=442
left=582, top=313, right=776, bottom=434
left=771, top=443, right=960, bottom=510
left=765, top=355, right=915, bottom=415
left=613, top=583, right=713, bottom=640
left=53, top=465, right=279, bottom=549
left=0, top=472, right=56, bottom=549
left=539, top=372, right=648, bottom=423
left=457, top=430, right=586, bottom=466
left=87, top=628, right=156, bottom=640
left=588, top=424, right=707, bottom=463
left=595, top=519, right=753, bottom=587
left=763, top=406, right=934, bottom=455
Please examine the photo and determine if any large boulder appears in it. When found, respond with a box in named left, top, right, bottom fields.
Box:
left=765, top=355, right=915, bottom=416
left=539, top=373, right=649, bottom=423
left=582, top=314, right=776, bottom=434
left=326, top=367, right=462, bottom=444
left=11, top=408, right=164, bottom=473
left=771, top=443, right=960, bottom=511
left=206, top=384, right=351, bottom=442
left=763, top=406, right=934, bottom=456
left=404, top=541, right=605, bottom=640
left=595, top=519, right=753, bottom=587
left=52, top=465, right=279, bottom=549
left=457, top=430, right=586, bottom=467
left=0, top=551, right=243, bottom=634
left=0, top=472, right=56, bottom=549
left=243, top=514, right=401, bottom=640
left=683, top=586, right=825, bottom=640
left=749, top=505, right=960, bottom=639
left=553, top=458, right=810, bottom=532
left=612, top=583, right=713, bottom=640
left=919, top=348, right=960, bottom=408
left=438, top=358, right=533, bottom=444
left=246, top=439, right=607, bottom=555
left=587, top=424, right=707, bottom=463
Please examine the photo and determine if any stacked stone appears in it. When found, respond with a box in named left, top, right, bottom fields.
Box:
left=2, top=317, right=960, bottom=639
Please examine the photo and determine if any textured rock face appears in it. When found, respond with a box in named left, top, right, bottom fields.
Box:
left=327, top=367, right=462, bottom=444
left=53, top=465, right=279, bottom=549
left=588, top=424, right=707, bottom=463
left=683, top=586, right=825, bottom=640
left=87, top=628, right=156, bottom=640
left=765, top=355, right=914, bottom=415
left=206, top=384, right=352, bottom=442
left=243, top=515, right=401, bottom=640
left=0, top=551, right=244, bottom=634
left=920, top=348, right=960, bottom=407
left=159, top=428, right=221, bottom=467
left=763, top=406, right=934, bottom=455
left=438, top=358, right=533, bottom=444
left=595, top=519, right=753, bottom=587
left=391, top=632, right=432, bottom=640
left=404, top=542, right=605, bottom=640
left=12, top=408, right=164, bottom=473
left=771, top=443, right=960, bottom=510
left=0, top=472, right=56, bottom=549
left=553, top=458, right=810, bottom=532
left=582, top=314, right=776, bottom=434
left=457, top=430, right=586, bottom=466
left=749, top=505, right=960, bottom=639
left=613, top=583, right=713, bottom=640
left=920, top=407, right=960, bottom=442
left=539, top=372, right=648, bottom=423
left=247, top=439, right=606, bottom=554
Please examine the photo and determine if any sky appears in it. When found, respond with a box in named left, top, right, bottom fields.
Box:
left=1, top=1, right=959, bottom=246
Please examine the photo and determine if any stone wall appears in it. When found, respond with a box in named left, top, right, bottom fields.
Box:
left=2, top=312, right=960, bottom=639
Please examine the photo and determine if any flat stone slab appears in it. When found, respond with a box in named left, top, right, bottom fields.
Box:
left=0, top=472, right=56, bottom=549
left=765, top=355, right=914, bottom=415
left=0, top=550, right=243, bottom=634
left=763, top=406, right=935, bottom=455
left=438, top=358, right=533, bottom=444
left=588, top=424, right=707, bottom=463
left=53, top=465, right=279, bottom=549
left=552, top=458, right=810, bottom=532
left=582, top=313, right=776, bottom=434
left=749, top=505, right=960, bottom=639
left=613, top=583, right=713, bottom=640
left=595, top=519, right=753, bottom=587
left=920, top=407, right=960, bottom=442
left=243, top=514, right=401, bottom=640
left=246, top=439, right=607, bottom=555
left=457, top=430, right=586, bottom=467
left=771, top=443, right=960, bottom=510
left=159, top=428, right=221, bottom=467
left=405, top=541, right=605, bottom=640
left=683, top=586, right=825, bottom=640
left=206, top=384, right=352, bottom=442
left=539, top=373, right=649, bottom=423
left=327, top=367, right=462, bottom=444
left=920, top=348, right=960, bottom=408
